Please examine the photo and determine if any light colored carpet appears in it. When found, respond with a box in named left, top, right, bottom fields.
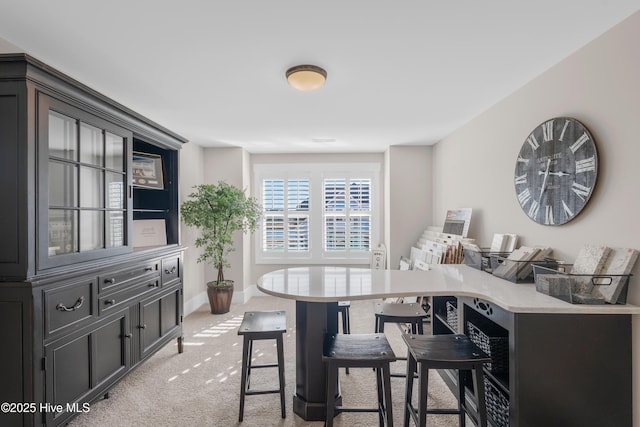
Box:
left=68, top=296, right=461, bottom=427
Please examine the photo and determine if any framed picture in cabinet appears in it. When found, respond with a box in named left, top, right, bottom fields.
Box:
left=132, top=152, right=164, bottom=189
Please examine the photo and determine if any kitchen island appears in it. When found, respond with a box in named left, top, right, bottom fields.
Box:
left=257, top=265, right=638, bottom=425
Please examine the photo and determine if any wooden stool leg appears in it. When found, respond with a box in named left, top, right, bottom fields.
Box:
left=325, top=363, right=338, bottom=427
left=404, top=351, right=416, bottom=427
left=239, top=336, right=251, bottom=422
left=246, top=339, right=254, bottom=389
left=276, top=334, right=286, bottom=418
left=345, top=307, right=350, bottom=334
left=376, top=367, right=385, bottom=426
left=473, top=365, right=488, bottom=427
left=382, top=363, right=394, bottom=427
left=341, top=309, right=350, bottom=374
left=457, top=370, right=466, bottom=427
left=418, top=363, right=429, bottom=427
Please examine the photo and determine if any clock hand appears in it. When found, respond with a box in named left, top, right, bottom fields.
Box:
left=538, top=159, right=551, bottom=200
left=548, top=171, right=572, bottom=177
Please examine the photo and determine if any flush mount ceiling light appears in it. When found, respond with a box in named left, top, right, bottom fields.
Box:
left=286, top=65, right=327, bottom=92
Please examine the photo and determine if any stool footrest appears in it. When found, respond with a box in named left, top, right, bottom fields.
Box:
left=390, top=372, right=418, bottom=378
left=245, top=389, right=282, bottom=396
left=426, top=408, right=462, bottom=415
left=335, top=406, right=381, bottom=414
left=407, top=403, right=461, bottom=415
left=248, top=363, right=279, bottom=369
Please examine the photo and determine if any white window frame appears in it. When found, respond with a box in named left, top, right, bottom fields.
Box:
left=254, top=163, right=381, bottom=264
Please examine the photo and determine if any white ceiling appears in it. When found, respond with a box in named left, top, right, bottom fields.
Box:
left=0, top=1, right=638, bottom=153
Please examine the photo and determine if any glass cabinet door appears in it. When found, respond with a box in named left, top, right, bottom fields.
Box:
left=41, top=95, right=131, bottom=268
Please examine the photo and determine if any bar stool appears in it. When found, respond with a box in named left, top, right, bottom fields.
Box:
left=374, top=302, right=429, bottom=335
left=237, top=310, right=287, bottom=422
left=337, top=301, right=351, bottom=374
left=375, top=302, right=429, bottom=378
left=402, top=334, right=491, bottom=427
left=323, top=333, right=396, bottom=427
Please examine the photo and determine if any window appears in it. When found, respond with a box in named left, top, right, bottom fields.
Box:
left=255, top=163, right=380, bottom=264
left=323, top=178, right=371, bottom=252
left=262, top=178, right=310, bottom=252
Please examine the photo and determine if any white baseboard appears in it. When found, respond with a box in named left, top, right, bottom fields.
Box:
left=183, top=291, right=208, bottom=316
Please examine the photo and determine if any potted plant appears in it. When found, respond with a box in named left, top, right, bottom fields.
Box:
left=180, top=181, right=262, bottom=314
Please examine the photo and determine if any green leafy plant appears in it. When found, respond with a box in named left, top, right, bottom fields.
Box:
left=180, top=181, right=262, bottom=285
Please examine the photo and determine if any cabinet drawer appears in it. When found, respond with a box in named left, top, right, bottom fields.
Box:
left=44, top=278, right=96, bottom=338
left=99, top=260, right=159, bottom=293
left=99, top=278, right=159, bottom=315
left=161, top=256, right=181, bottom=285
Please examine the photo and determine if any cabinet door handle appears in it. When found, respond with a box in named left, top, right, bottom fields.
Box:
left=104, top=278, right=116, bottom=284
left=56, top=296, right=85, bottom=312
left=124, top=333, right=133, bottom=339
left=104, top=299, right=116, bottom=305
left=145, top=267, right=153, bottom=271
left=148, top=282, right=159, bottom=288
left=139, top=324, right=147, bottom=329
left=164, top=266, right=177, bottom=274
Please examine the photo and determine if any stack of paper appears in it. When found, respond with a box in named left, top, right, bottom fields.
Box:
left=571, top=245, right=611, bottom=275
left=570, top=245, right=611, bottom=296
left=591, top=248, right=638, bottom=304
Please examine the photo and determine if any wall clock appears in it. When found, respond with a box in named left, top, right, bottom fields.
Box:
left=514, top=117, right=598, bottom=225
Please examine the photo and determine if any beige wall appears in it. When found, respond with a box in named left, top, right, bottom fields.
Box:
left=178, top=142, right=207, bottom=313
left=202, top=148, right=247, bottom=289
left=432, top=11, right=640, bottom=424
left=180, top=146, right=253, bottom=311
left=385, top=146, right=434, bottom=266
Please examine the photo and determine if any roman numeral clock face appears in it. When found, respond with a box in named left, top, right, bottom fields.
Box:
left=514, top=117, right=598, bottom=225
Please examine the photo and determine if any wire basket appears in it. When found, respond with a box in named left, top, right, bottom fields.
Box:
left=467, top=321, right=508, bottom=374
left=484, top=377, right=509, bottom=427
left=533, top=264, right=632, bottom=304
left=445, top=301, right=458, bottom=331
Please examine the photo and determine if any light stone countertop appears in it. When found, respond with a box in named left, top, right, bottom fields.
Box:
left=257, top=264, right=640, bottom=314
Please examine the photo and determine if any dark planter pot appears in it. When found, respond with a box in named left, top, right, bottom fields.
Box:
left=207, top=280, right=234, bottom=314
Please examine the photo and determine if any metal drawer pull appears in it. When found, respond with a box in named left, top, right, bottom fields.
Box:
left=104, top=299, right=116, bottom=305
left=124, top=333, right=133, bottom=339
left=145, top=266, right=153, bottom=271
left=164, top=266, right=177, bottom=274
left=139, top=324, right=147, bottom=329
left=148, top=282, right=159, bottom=287
left=104, top=278, right=116, bottom=284
left=56, top=296, right=85, bottom=312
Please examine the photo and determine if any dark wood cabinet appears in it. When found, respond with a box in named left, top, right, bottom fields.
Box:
left=0, top=53, right=187, bottom=426
left=432, top=295, right=633, bottom=426
left=44, top=307, right=130, bottom=426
